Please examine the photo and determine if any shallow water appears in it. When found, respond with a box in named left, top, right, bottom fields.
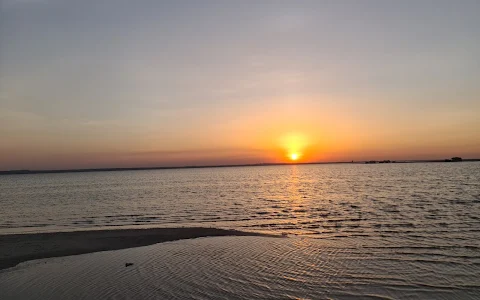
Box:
left=1, top=236, right=479, bottom=300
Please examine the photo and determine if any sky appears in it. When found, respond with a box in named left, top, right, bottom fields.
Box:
left=1, top=0, right=479, bottom=170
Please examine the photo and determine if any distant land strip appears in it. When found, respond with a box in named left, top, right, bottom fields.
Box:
left=1, top=159, right=479, bottom=175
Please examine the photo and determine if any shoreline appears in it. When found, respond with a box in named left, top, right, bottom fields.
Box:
left=0, top=227, right=272, bottom=271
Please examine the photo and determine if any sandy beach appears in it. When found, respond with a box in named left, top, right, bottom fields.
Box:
left=0, top=227, right=268, bottom=271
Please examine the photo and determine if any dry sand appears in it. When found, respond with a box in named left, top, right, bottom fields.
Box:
left=0, top=227, right=269, bottom=271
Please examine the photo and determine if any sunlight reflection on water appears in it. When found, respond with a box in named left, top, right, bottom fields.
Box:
left=1, top=163, right=479, bottom=239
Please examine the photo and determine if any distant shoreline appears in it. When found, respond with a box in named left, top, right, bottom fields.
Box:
left=0, top=227, right=275, bottom=271
left=1, top=159, right=479, bottom=175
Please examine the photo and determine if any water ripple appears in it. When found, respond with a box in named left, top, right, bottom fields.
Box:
left=1, top=236, right=479, bottom=299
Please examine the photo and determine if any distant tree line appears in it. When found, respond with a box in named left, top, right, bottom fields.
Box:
left=364, top=160, right=395, bottom=164
left=444, top=157, right=462, bottom=162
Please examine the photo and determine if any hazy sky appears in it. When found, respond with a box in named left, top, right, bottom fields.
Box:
left=1, top=0, right=479, bottom=170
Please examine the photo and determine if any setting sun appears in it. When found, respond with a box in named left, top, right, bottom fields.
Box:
left=278, top=133, right=310, bottom=162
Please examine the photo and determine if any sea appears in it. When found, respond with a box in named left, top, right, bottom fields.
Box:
left=1, top=162, right=479, bottom=299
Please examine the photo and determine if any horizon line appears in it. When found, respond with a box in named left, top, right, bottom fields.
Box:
left=1, top=158, right=479, bottom=175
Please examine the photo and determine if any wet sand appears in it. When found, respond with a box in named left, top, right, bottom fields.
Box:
left=0, top=227, right=269, bottom=271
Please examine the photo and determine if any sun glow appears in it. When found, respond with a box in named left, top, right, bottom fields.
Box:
left=290, top=153, right=299, bottom=161
left=279, top=132, right=310, bottom=162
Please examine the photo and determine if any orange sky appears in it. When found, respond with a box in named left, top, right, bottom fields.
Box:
left=1, top=1, right=479, bottom=170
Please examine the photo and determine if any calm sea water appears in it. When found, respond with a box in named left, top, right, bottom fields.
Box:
left=1, top=162, right=480, bottom=299
left=1, top=163, right=479, bottom=237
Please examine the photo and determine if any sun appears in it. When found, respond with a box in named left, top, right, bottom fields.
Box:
left=279, top=132, right=309, bottom=162
left=290, top=153, right=299, bottom=161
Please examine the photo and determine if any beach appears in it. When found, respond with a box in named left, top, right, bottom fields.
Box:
left=1, top=164, right=479, bottom=299
left=2, top=234, right=479, bottom=299
left=0, top=227, right=268, bottom=271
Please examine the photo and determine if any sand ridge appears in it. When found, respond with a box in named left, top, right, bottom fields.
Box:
left=0, top=227, right=271, bottom=271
